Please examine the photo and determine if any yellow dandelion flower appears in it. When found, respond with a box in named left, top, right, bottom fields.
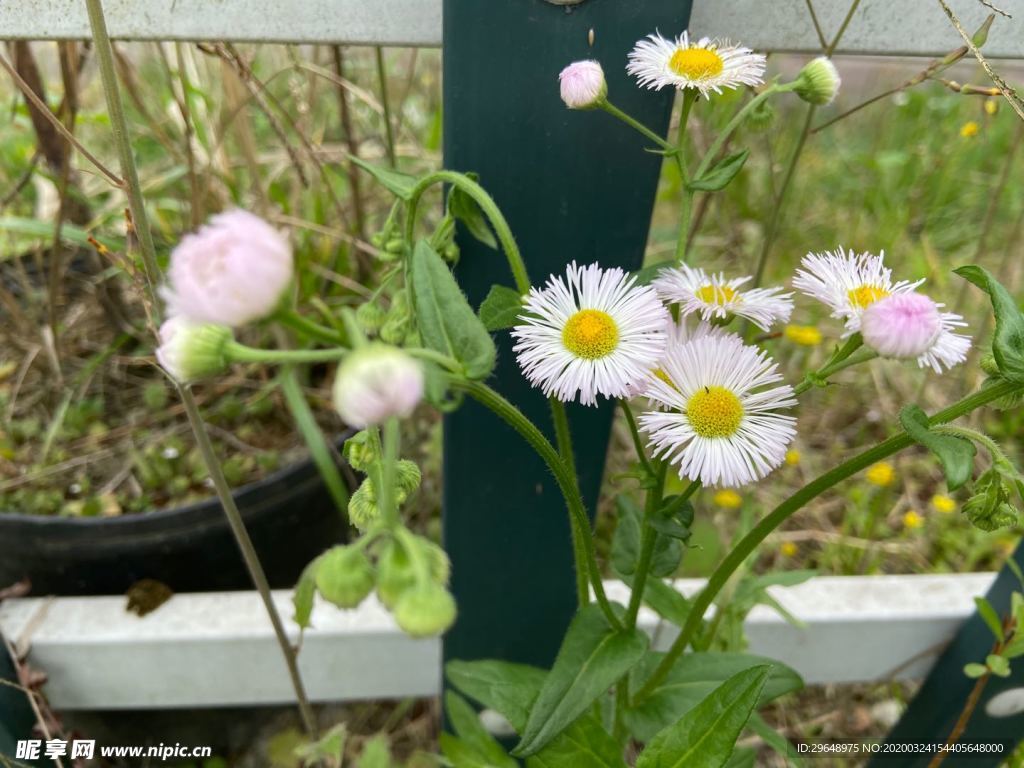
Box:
left=785, top=448, right=801, bottom=466
left=713, top=489, right=743, bottom=509
left=784, top=324, right=823, bottom=346
left=960, top=121, right=980, bottom=138
left=984, top=98, right=998, bottom=116
left=780, top=541, right=798, bottom=557
left=866, top=461, right=895, bottom=487
left=902, top=509, right=924, bottom=529
left=931, top=494, right=956, bottom=514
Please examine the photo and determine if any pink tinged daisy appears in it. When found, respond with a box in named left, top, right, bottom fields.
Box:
left=512, top=262, right=669, bottom=407
left=652, top=264, right=793, bottom=331
left=792, top=248, right=924, bottom=335
left=626, top=31, right=766, bottom=97
left=639, top=334, right=797, bottom=488
left=860, top=292, right=971, bottom=373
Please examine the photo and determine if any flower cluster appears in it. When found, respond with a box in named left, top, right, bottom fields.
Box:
left=512, top=250, right=971, bottom=489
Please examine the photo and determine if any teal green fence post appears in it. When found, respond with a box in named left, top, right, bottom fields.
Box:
left=871, top=541, right=1024, bottom=765
left=442, top=0, right=692, bottom=669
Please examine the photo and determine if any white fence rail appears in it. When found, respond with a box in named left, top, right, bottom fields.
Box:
left=0, top=573, right=996, bottom=710
left=0, top=1, right=1022, bottom=57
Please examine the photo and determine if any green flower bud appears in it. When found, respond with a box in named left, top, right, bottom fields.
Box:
left=376, top=539, right=416, bottom=609
left=746, top=100, right=776, bottom=132
left=155, top=317, right=233, bottom=383
left=794, top=57, right=841, bottom=106
left=394, top=582, right=457, bottom=637
left=347, top=479, right=380, bottom=531
left=963, top=469, right=1019, bottom=532
left=342, top=431, right=379, bottom=474
left=356, top=302, right=386, bottom=334
left=315, top=546, right=375, bottom=609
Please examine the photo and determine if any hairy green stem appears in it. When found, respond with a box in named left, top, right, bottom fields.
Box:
left=550, top=399, right=588, bottom=606
left=599, top=100, right=675, bottom=151
left=621, top=400, right=655, bottom=478
left=673, top=89, right=699, bottom=263
left=85, top=0, right=318, bottom=736
left=276, top=309, right=348, bottom=346
left=380, top=418, right=401, bottom=526
left=452, top=378, right=622, bottom=629
left=794, top=348, right=878, bottom=395
left=624, top=463, right=668, bottom=628
left=633, top=378, right=1021, bottom=702
left=405, top=170, right=530, bottom=294
left=228, top=342, right=347, bottom=365
left=375, top=47, right=397, bottom=167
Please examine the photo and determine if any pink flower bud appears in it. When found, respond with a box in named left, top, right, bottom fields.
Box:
left=861, top=293, right=942, bottom=358
left=559, top=60, right=607, bottom=110
left=332, top=345, right=424, bottom=428
left=162, top=210, right=293, bottom=327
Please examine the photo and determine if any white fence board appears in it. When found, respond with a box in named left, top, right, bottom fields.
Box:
left=0, top=573, right=997, bottom=710
left=0, top=1, right=1022, bottom=57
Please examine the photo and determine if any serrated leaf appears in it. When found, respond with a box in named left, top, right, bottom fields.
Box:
left=625, top=653, right=802, bottom=743
left=975, top=596, right=1005, bottom=643
left=526, top=715, right=627, bottom=768
left=446, top=659, right=547, bottom=733
left=900, top=405, right=977, bottom=491
left=955, top=266, right=1024, bottom=383
left=410, top=239, right=496, bottom=379
left=513, top=604, right=648, bottom=756
left=478, top=285, right=523, bottom=332
left=450, top=183, right=498, bottom=249
left=445, top=692, right=518, bottom=768
left=686, top=150, right=749, bottom=193
left=349, top=155, right=418, bottom=200
left=636, top=665, right=769, bottom=768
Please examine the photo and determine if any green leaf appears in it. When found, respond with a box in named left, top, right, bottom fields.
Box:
left=723, top=749, right=756, bottom=768
left=899, top=405, right=977, bottom=491
left=637, top=577, right=692, bottom=627
left=955, top=265, right=1024, bottom=383
left=975, top=596, right=1005, bottom=643
left=636, top=666, right=770, bottom=768
left=292, top=555, right=322, bottom=630
left=440, top=734, right=496, bottom=768
left=686, top=150, right=750, bottom=193
left=450, top=183, right=498, bottom=249
left=0, top=216, right=120, bottom=252
left=479, top=285, right=524, bottom=332
left=411, top=240, right=497, bottom=379
left=446, top=659, right=547, bottom=732
left=445, top=692, right=518, bottom=768
left=963, top=662, right=989, bottom=678
left=513, top=604, right=648, bottom=756
left=349, top=155, right=418, bottom=200
left=611, top=496, right=681, bottom=578
left=526, top=715, right=627, bottom=768
left=747, top=713, right=803, bottom=767
left=987, top=653, right=1011, bottom=677
left=357, top=735, right=393, bottom=768
left=625, top=653, right=803, bottom=743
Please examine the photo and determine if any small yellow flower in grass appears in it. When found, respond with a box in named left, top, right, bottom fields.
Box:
left=866, top=461, right=895, bottom=487
left=784, top=324, right=822, bottom=346
left=785, top=449, right=801, bottom=466
left=960, top=121, right=980, bottom=138
left=902, top=509, right=924, bottom=530
left=984, top=98, right=999, bottom=116
left=780, top=541, right=798, bottom=558
left=713, top=489, right=743, bottom=509
left=931, top=494, right=957, bottom=514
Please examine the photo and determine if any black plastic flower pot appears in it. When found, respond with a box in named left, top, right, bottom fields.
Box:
left=0, top=436, right=354, bottom=596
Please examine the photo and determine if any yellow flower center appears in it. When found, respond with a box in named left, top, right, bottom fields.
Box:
left=695, top=284, right=738, bottom=306
left=562, top=309, right=619, bottom=360
left=865, top=461, right=894, bottom=487
left=687, top=385, right=743, bottom=438
left=847, top=284, right=889, bottom=310
left=669, top=47, right=725, bottom=80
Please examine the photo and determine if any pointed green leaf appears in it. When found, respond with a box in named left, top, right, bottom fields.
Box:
left=636, top=665, right=770, bottom=768
left=955, top=266, right=1024, bottom=383
left=440, top=733, right=496, bottom=768
left=513, top=604, right=648, bottom=756
left=611, top=496, right=681, bottom=578
left=450, top=184, right=498, bottom=249
left=625, top=653, right=802, bottom=743
left=446, top=659, right=547, bottom=733
left=292, top=555, right=323, bottom=630
left=445, top=692, right=518, bottom=768
left=479, top=285, right=524, bottom=332
left=411, top=240, right=496, bottom=379
left=526, top=715, right=627, bottom=768
left=686, top=150, right=749, bottom=193
left=975, top=596, right=1005, bottom=643
left=349, top=155, right=418, bottom=200
left=357, top=735, right=393, bottom=768
left=900, top=405, right=977, bottom=490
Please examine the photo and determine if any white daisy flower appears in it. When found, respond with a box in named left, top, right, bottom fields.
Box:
left=652, top=264, right=793, bottom=331
left=793, top=248, right=924, bottom=335
left=639, top=334, right=797, bottom=488
left=860, top=292, right=971, bottom=374
left=627, top=31, right=766, bottom=97
left=625, top=318, right=738, bottom=400
left=513, top=262, right=670, bottom=406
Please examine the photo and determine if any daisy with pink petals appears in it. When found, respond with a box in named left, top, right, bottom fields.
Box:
left=860, top=292, right=971, bottom=373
